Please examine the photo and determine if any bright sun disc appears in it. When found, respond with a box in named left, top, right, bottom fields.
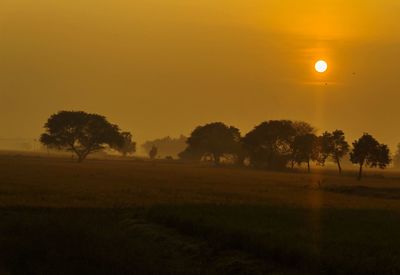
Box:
left=315, top=60, right=328, bottom=73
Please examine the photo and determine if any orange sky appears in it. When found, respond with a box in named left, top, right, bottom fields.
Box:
left=1, top=0, right=400, bottom=148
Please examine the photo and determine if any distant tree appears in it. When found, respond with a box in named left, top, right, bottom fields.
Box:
left=113, top=131, right=136, bottom=157
left=149, top=146, right=158, bottom=160
left=320, top=130, right=350, bottom=174
left=243, top=120, right=297, bottom=170
left=179, top=122, right=241, bottom=165
left=350, top=133, right=391, bottom=180
left=142, top=135, right=187, bottom=158
left=40, top=111, right=123, bottom=162
left=292, top=134, right=319, bottom=173
left=393, top=143, right=400, bottom=168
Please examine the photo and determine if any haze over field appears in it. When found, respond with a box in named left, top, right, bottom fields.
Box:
left=1, top=0, right=400, bottom=147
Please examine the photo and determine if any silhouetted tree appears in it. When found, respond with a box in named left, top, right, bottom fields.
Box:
left=178, top=145, right=203, bottom=161
left=289, top=121, right=316, bottom=169
left=292, top=134, right=319, bottom=173
left=179, top=122, right=241, bottom=165
left=40, top=111, right=123, bottom=162
left=292, top=121, right=316, bottom=136
left=320, top=130, right=350, bottom=174
left=235, top=142, right=249, bottom=166
left=350, top=133, right=391, bottom=180
left=243, top=120, right=297, bottom=169
left=149, top=146, right=158, bottom=160
left=113, top=132, right=136, bottom=157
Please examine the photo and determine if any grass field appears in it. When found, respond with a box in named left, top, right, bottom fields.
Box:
left=1, top=153, right=400, bottom=274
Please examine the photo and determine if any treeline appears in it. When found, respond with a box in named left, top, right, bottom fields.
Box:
left=40, top=111, right=391, bottom=180
left=179, top=121, right=390, bottom=180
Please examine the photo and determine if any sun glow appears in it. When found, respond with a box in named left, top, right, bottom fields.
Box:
left=315, top=60, right=328, bottom=73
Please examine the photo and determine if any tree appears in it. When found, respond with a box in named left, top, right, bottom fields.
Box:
left=142, top=135, right=187, bottom=158
left=350, top=133, right=391, bottom=180
left=320, top=130, right=350, bottom=174
left=179, top=122, right=241, bottom=165
left=40, top=111, right=123, bottom=162
left=243, top=120, right=297, bottom=169
left=393, top=143, right=400, bottom=169
left=292, top=134, right=319, bottom=173
left=113, top=132, right=136, bottom=157
left=235, top=142, right=249, bottom=166
left=289, top=121, right=316, bottom=169
left=292, top=121, right=316, bottom=136
left=149, top=146, right=158, bottom=160
left=178, top=145, right=203, bottom=161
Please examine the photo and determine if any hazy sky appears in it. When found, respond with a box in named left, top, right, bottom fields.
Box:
left=1, top=0, right=400, bottom=148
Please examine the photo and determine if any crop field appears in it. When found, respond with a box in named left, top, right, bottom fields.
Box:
left=1, top=153, right=400, bottom=274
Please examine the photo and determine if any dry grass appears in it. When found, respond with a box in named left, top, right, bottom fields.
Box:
left=2, top=153, right=400, bottom=274
left=1, top=153, right=400, bottom=210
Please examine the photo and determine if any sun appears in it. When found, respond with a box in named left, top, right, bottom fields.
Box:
left=315, top=60, right=328, bottom=73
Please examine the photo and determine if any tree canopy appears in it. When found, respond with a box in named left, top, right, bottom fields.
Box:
left=40, top=111, right=124, bottom=162
left=179, top=122, right=241, bottom=165
left=292, top=133, right=319, bottom=173
left=350, top=133, right=391, bottom=180
left=243, top=120, right=314, bottom=170
left=319, top=130, right=350, bottom=174
left=113, top=131, right=136, bottom=157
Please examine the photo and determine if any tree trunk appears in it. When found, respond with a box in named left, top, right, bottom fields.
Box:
left=307, top=159, right=310, bottom=173
left=337, top=159, right=342, bottom=174
left=77, top=155, right=84, bottom=163
left=77, top=150, right=90, bottom=163
left=358, top=164, right=363, bottom=180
